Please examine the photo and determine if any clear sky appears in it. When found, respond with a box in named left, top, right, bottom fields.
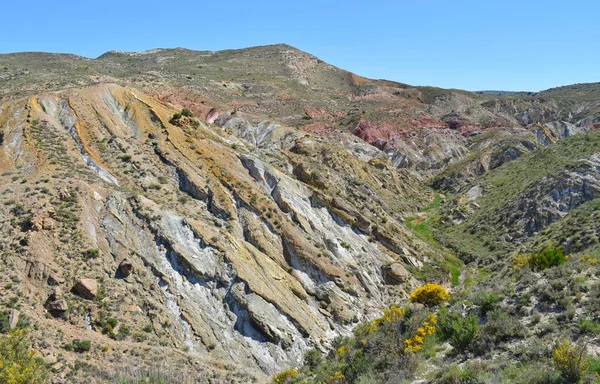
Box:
left=1, top=0, right=598, bottom=91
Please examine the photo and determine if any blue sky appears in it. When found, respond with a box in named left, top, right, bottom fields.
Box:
left=1, top=0, right=598, bottom=91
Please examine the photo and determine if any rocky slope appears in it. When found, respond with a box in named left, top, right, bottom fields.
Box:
left=1, top=45, right=600, bottom=383
left=0, top=83, right=453, bottom=382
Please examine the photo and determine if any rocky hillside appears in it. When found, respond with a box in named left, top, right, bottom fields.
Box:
left=1, top=45, right=600, bottom=383
left=0, top=83, right=452, bottom=382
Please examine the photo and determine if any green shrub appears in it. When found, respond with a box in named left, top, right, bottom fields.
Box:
left=147, top=183, right=161, bottom=190
left=133, top=332, right=148, bottom=342
left=529, top=249, right=565, bottom=271
left=472, top=310, right=526, bottom=355
left=437, top=308, right=479, bottom=351
left=83, top=248, right=99, bottom=259
left=0, top=311, right=11, bottom=333
left=587, top=357, right=600, bottom=377
left=434, top=362, right=486, bottom=384
left=114, top=365, right=198, bottom=384
left=343, top=349, right=374, bottom=383
left=117, top=325, right=131, bottom=340
left=578, top=318, right=600, bottom=335
left=171, top=113, right=182, bottom=121
left=303, top=349, right=322, bottom=369
left=107, top=317, right=118, bottom=328
left=181, top=108, right=193, bottom=117
left=475, top=292, right=501, bottom=315
left=72, top=339, right=91, bottom=352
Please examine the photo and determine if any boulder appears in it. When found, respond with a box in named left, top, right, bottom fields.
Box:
left=73, top=278, right=98, bottom=300
left=383, top=263, right=410, bottom=284
left=48, top=273, right=65, bottom=286
left=45, top=287, right=67, bottom=316
left=46, top=299, right=68, bottom=315
left=118, top=259, right=134, bottom=277
left=49, top=287, right=63, bottom=301
left=8, top=309, right=20, bottom=329
left=42, top=355, right=58, bottom=365
left=30, top=207, right=57, bottom=231
left=58, top=188, right=71, bottom=200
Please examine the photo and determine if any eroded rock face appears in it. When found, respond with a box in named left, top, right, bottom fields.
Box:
left=0, top=84, right=442, bottom=380
left=517, top=155, right=600, bottom=236
left=2, top=45, right=600, bottom=383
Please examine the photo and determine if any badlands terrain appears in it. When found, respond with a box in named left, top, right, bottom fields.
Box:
left=1, top=45, right=600, bottom=383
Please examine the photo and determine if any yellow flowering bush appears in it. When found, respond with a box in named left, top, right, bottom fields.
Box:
left=553, top=339, right=588, bottom=383
left=409, top=284, right=449, bottom=306
left=579, top=254, right=598, bottom=265
left=330, top=371, right=345, bottom=381
left=271, top=368, right=299, bottom=384
left=513, top=254, right=530, bottom=270
left=0, top=328, right=47, bottom=384
left=382, top=305, right=405, bottom=322
left=355, top=305, right=405, bottom=336
left=404, top=314, right=437, bottom=353
left=336, top=345, right=349, bottom=358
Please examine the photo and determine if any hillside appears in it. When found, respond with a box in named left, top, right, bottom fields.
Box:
left=1, top=45, right=600, bottom=383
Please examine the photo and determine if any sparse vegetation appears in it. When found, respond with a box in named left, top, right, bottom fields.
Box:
left=4, top=43, right=600, bottom=384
